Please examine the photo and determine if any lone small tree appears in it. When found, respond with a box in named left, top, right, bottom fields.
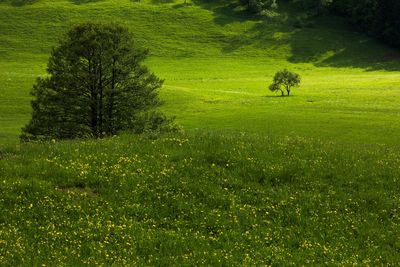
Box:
left=22, top=23, right=171, bottom=140
left=269, top=69, right=301, bottom=96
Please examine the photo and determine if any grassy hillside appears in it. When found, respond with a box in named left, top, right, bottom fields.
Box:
left=1, top=0, right=400, bottom=145
left=1, top=0, right=400, bottom=265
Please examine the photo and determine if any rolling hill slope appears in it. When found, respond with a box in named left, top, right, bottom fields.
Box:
left=1, top=0, right=400, bottom=145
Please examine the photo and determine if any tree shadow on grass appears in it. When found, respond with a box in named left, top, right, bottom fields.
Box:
left=287, top=16, right=400, bottom=71
left=264, top=95, right=299, bottom=98
left=190, top=0, right=400, bottom=71
left=217, top=6, right=400, bottom=71
left=193, top=0, right=258, bottom=26
left=220, top=16, right=291, bottom=54
left=69, top=0, right=104, bottom=4
left=151, top=0, right=174, bottom=4
left=172, top=2, right=194, bottom=9
left=6, top=0, right=37, bottom=6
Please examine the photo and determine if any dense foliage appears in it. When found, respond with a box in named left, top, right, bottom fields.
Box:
left=21, top=23, right=170, bottom=140
left=336, top=0, right=400, bottom=47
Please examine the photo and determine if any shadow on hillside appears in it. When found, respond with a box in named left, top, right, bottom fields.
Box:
left=6, top=0, right=37, bottom=6
left=152, top=0, right=174, bottom=4
left=264, top=95, right=295, bottom=98
left=172, top=3, right=194, bottom=9
left=287, top=16, right=400, bottom=71
left=220, top=16, right=291, bottom=54
left=193, top=0, right=257, bottom=26
left=214, top=6, right=400, bottom=71
left=70, top=0, right=104, bottom=4
left=190, top=0, right=400, bottom=71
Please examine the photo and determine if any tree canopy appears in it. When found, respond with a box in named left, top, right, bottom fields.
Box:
left=269, top=69, right=301, bottom=96
left=21, top=23, right=171, bottom=141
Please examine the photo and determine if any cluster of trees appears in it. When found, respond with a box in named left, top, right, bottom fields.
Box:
left=330, top=0, right=400, bottom=48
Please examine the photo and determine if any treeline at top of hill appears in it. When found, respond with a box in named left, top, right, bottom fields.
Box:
left=236, top=0, right=400, bottom=49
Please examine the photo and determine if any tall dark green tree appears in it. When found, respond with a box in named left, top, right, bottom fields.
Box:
left=21, top=23, right=167, bottom=140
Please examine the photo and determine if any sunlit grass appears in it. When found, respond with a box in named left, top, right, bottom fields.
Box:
left=1, top=0, right=400, bottom=145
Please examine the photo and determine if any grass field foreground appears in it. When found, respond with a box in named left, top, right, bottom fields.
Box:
left=1, top=133, right=400, bottom=265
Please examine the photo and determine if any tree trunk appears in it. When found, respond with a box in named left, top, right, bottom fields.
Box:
left=108, top=59, right=116, bottom=134
left=286, top=85, right=290, bottom=96
left=98, top=58, right=104, bottom=135
left=88, top=58, right=98, bottom=136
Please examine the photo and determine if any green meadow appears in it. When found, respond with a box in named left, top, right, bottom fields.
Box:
left=1, top=0, right=400, bottom=265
